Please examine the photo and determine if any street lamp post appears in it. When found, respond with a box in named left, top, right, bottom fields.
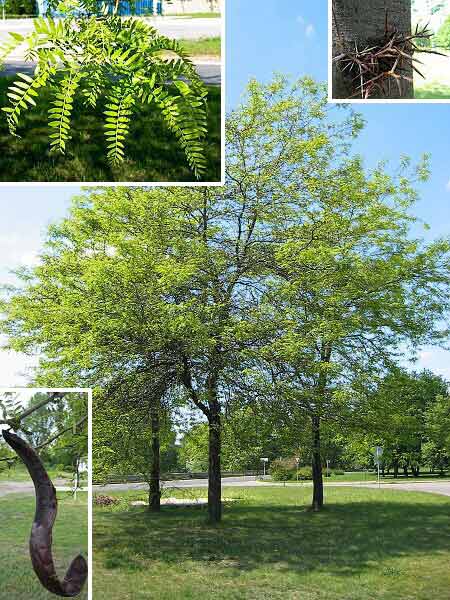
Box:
left=295, top=457, right=300, bottom=481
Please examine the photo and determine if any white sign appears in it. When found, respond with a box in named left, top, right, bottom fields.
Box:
left=375, top=446, right=383, bottom=457
left=260, top=457, right=269, bottom=462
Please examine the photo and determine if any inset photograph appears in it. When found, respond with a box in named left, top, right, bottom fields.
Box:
left=330, top=0, right=450, bottom=100
left=0, top=388, right=89, bottom=599
left=0, top=0, right=223, bottom=183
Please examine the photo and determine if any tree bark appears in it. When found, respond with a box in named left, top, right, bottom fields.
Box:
left=311, top=414, right=323, bottom=511
left=332, top=0, right=413, bottom=99
left=208, top=404, right=222, bottom=523
left=148, top=404, right=161, bottom=511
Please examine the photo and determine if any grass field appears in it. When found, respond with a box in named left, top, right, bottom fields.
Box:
left=93, top=486, right=450, bottom=600
left=278, top=470, right=450, bottom=483
left=0, top=79, right=221, bottom=182
left=171, top=13, right=221, bottom=19
left=0, top=492, right=88, bottom=599
left=414, top=48, right=450, bottom=99
left=415, top=84, right=450, bottom=99
left=0, top=463, right=75, bottom=482
left=177, top=37, right=220, bottom=57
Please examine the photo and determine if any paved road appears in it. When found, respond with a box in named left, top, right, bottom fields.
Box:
left=0, top=16, right=221, bottom=43
left=5, top=476, right=449, bottom=498
left=94, top=476, right=450, bottom=497
left=0, top=59, right=221, bottom=84
left=0, top=479, right=83, bottom=497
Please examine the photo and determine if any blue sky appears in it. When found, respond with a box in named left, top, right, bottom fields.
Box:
left=0, top=0, right=449, bottom=384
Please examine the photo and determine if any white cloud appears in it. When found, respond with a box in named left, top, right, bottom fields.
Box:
left=0, top=336, right=38, bottom=387
left=305, top=24, right=315, bottom=38
left=446, top=178, right=450, bottom=191
left=296, top=15, right=315, bottom=39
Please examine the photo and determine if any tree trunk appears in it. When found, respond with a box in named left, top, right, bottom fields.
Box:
left=332, top=0, right=413, bottom=99
left=311, top=414, right=323, bottom=511
left=403, top=465, right=408, bottom=477
left=148, top=404, right=161, bottom=511
left=393, top=461, right=399, bottom=478
left=208, top=406, right=222, bottom=523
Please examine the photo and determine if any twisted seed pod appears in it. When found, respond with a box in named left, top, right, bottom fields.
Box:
left=2, top=430, right=88, bottom=597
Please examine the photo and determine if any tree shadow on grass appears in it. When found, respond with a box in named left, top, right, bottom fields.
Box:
left=0, top=78, right=221, bottom=182
left=93, top=497, right=450, bottom=578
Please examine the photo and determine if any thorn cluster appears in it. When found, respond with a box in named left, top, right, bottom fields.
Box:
left=333, top=23, right=445, bottom=99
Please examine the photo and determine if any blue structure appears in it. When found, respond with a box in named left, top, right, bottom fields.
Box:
left=38, top=0, right=164, bottom=16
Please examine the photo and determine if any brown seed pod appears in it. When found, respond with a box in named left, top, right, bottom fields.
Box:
left=2, top=430, right=88, bottom=597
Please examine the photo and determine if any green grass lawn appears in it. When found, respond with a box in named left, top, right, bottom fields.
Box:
left=177, top=37, right=221, bottom=57
left=171, top=13, right=221, bottom=18
left=0, top=79, right=221, bottom=182
left=279, top=471, right=450, bottom=483
left=0, top=463, right=75, bottom=482
left=0, top=492, right=88, bottom=599
left=415, top=84, right=450, bottom=99
left=93, top=486, right=450, bottom=600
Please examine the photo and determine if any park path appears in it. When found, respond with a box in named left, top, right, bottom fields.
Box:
left=0, top=479, right=84, bottom=497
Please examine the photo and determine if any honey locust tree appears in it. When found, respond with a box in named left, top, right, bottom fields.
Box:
left=0, top=0, right=208, bottom=177
left=257, top=153, right=450, bottom=510
left=1, top=76, right=364, bottom=522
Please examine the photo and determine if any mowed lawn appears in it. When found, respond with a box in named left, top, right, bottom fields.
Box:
left=0, top=463, right=74, bottom=482
left=0, top=79, right=221, bottom=182
left=93, top=486, right=450, bottom=600
left=414, top=49, right=450, bottom=99
left=0, top=492, right=88, bottom=599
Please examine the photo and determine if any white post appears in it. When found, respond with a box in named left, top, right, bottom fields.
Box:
left=375, top=446, right=383, bottom=489
left=260, top=458, right=268, bottom=479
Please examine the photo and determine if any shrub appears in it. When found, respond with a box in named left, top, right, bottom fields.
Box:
left=297, top=466, right=313, bottom=480
left=270, top=458, right=295, bottom=481
left=4, top=0, right=37, bottom=16
left=332, top=469, right=345, bottom=476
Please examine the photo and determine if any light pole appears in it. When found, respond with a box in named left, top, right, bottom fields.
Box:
left=326, top=459, right=330, bottom=478
left=295, top=457, right=300, bottom=481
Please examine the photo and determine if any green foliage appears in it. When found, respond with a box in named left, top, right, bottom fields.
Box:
left=178, top=423, right=209, bottom=472
left=435, top=16, right=450, bottom=48
left=269, top=459, right=312, bottom=481
left=270, top=458, right=294, bottom=481
left=2, top=76, right=450, bottom=512
left=0, top=6, right=209, bottom=177
left=3, top=0, right=37, bottom=16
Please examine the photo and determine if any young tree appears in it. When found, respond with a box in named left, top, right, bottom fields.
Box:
left=332, top=0, right=413, bottom=98
left=257, top=155, right=450, bottom=508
